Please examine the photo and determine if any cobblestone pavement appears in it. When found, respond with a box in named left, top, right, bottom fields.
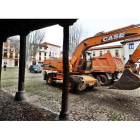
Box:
left=0, top=90, right=58, bottom=121
left=2, top=86, right=140, bottom=121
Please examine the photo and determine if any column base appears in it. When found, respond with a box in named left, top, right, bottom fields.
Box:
left=15, top=91, right=26, bottom=101
left=58, top=111, right=69, bottom=121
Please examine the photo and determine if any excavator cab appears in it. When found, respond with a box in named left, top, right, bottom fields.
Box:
left=81, top=52, right=92, bottom=70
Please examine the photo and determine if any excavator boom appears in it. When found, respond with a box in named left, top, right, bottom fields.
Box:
left=70, top=24, right=140, bottom=72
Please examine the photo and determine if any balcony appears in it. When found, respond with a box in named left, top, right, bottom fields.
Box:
left=38, top=47, right=44, bottom=51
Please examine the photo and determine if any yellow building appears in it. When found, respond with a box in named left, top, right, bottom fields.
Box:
left=2, top=39, right=19, bottom=67
left=88, top=45, right=124, bottom=60
left=2, top=39, right=61, bottom=68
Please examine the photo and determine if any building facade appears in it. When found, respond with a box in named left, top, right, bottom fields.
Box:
left=120, top=36, right=140, bottom=64
left=88, top=45, right=124, bottom=60
left=27, top=42, right=61, bottom=67
left=2, top=39, right=19, bottom=67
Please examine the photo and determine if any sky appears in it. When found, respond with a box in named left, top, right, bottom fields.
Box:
left=44, top=19, right=140, bottom=51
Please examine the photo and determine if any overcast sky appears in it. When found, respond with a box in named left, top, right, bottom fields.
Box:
left=44, top=19, right=140, bottom=50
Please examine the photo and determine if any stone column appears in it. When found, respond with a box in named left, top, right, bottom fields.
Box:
left=59, top=25, right=70, bottom=120
left=15, top=32, right=28, bottom=101
left=0, top=38, right=5, bottom=89
left=0, top=40, right=3, bottom=89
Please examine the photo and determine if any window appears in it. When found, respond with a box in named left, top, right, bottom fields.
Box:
left=10, top=48, right=14, bottom=52
left=129, top=43, right=134, bottom=49
left=115, top=50, right=119, bottom=56
left=39, top=57, right=41, bottom=61
left=44, top=47, right=47, bottom=50
left=49, top=52, right=51, bottom=56
left=39, top=52, right=41, bottom=55
left=93, top=51, right=95, bottom=56
left=15, top=54, right=18, bottom=58
left=100, top=51, right=102, bottom=56
left=107, top=50, right=110, bottom=53
left=4, top=53, right=7, bottom=57
left=10, top=53, right=13, bottom=58
left=44, top=52, right=46, bottom=56
left=44, top=57, right=46, bottom=59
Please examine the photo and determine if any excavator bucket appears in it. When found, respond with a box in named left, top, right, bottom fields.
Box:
left=111, top=68, right=140, bottom=90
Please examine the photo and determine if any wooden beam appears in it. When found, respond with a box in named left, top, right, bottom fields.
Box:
left=15, top=32, right=28, bottom=101
left=0, top=19, right=77, bottom=38
left=59, top=25, right=70, bottom=120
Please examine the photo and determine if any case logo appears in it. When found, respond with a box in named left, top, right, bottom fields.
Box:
left=102, top=32, right=125, bottom=42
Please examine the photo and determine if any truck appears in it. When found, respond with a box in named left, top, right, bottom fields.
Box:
left=90, top=52, right=124, bottom=86
left=43, top=23, right=140, bottom=92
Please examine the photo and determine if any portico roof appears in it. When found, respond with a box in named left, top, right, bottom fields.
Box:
left=0, top=19, right=77, bottom=38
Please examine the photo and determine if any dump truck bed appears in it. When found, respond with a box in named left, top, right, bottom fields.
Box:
left=91, top=52, right=124, bottom=73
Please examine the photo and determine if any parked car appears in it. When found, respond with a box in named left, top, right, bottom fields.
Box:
left=29, top=65, right=42, bottom=73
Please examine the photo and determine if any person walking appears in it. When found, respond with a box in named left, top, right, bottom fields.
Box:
left=3, top=64, right=6, bottom=71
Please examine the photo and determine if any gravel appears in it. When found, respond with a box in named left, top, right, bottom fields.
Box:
left=2, top=85, right=140, bottom=121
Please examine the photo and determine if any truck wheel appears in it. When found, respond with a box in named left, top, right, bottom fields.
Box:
left=97, top=75, right=108, bottom=86
left=108, top=79, right=114, bottom=85
left=69, top=76, right=77, bottom=93
left=46, top=73, right=56, bottom=85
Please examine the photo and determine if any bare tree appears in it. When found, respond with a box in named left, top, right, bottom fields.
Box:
left=8, top=36, right=20, bottom=53
left=26, top=28, right=46, bottom=66
left=69, top=23, right=87, bottom=57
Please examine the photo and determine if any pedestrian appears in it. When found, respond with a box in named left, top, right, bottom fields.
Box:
left=3, top=64, right=6, bottom=71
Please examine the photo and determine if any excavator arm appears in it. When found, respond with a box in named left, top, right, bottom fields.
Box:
left=125, top=44, right=140, bottom=71
left=70, top=24, right=140, bottom=72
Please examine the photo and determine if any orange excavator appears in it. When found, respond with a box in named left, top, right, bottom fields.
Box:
left=43, top=23, right=140, bottom=92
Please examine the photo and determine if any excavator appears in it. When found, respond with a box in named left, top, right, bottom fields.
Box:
left=43, top=23, right=140, bottom=92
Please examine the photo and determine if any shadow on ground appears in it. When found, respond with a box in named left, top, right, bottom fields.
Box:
left=0, top=90, right=58, bottom=121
